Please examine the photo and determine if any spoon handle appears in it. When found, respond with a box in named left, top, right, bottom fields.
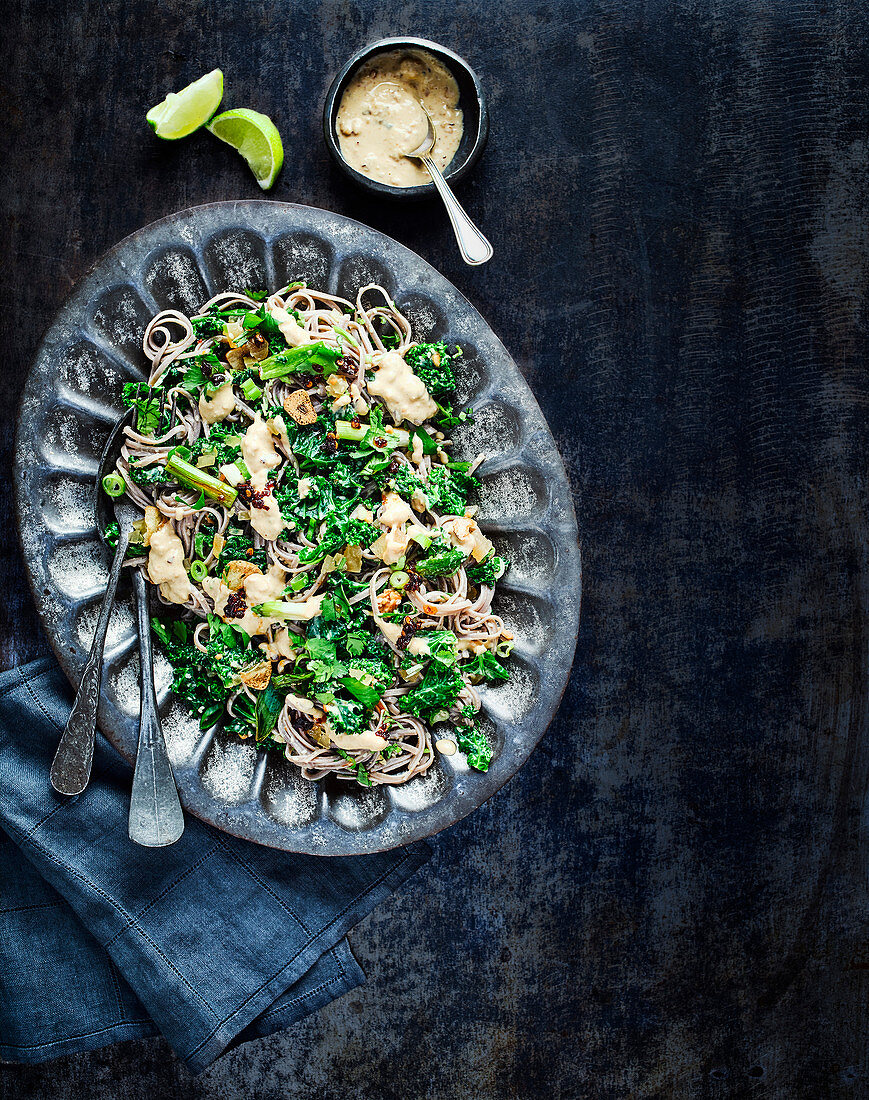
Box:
left=420, top=154, right=493, bottom=266
left=128, top=568, right=184, bottom=847
left=50, top=527, right=130, bottom=796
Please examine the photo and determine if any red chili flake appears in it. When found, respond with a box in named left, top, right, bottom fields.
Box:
left=246, top=548, right=254, bottom=558
left=374, top=436, right=387, bottom=447
left=225, top=592, right=247, bottom=619
left=336, top=357, right=358, bottom=382
left=405, top=570, right=422, bottom=592
left=387, top=454, right=401, bottom=474
left=351, top=418, right=361, bottom=430
left=396, top=615, right=421, bottom=651
left=323, top=433, right=338, bottom=457
left=238, top=479, right=274, bottom=511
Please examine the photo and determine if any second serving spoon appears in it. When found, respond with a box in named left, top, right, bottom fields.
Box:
left=95, top=416, right=185, bottom=847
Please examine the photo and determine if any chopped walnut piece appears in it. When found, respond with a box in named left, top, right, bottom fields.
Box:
left=377, top=588, right=403, bottom=614
left=283, top=389, right=317, bottom=425
left=248, top=332, right=269, bottom=361
left=143, top=506, right=162, bottom=546
left=226, top=345, right=247, bottom=370
left=239, top=660, right=272, bottom=691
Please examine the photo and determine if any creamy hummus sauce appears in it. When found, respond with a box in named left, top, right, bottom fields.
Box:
left=337, top=49, right=463, bottom=188
left=369, top=351, right=437, bottom=426
left=443, top=515, right=493, bottom=560
left=267, top=304, right=311, bottom=347
left=241, top=415, right=281, bottom=487
left=147, top=523, right=191, bottom=605
left=198, top=382, right=235, bottom=424
left=328, top=728, right=389, bottom=752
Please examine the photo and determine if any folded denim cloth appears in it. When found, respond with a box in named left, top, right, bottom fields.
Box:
left=0, top=657, right=430, bottom=1072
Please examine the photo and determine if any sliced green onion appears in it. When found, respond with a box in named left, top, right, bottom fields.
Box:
left=102, top=473, right=125, bottom=498
left=290, top=573, right=309, bottom=592
left=496, top=640, right=515, bottom=658
left=196, top=451, right=217, bottom=468
left=390, top=556, right=406, bottom=572
left=189, top=560, right=208, bottom=582
left=240, top=377, right=263, bottom=402
left=335, top=420, right=368, bottom=443
left=252, top=599, right=321, bottom=620
left=391, top=570, right=410, bottom=590
left=408, top=530, right=432, bottom=550
left=333, top=326, right=359, bottom=348
left=165, top=453, right=238, bottom=507
left=335, top=419, right=411, bottom=449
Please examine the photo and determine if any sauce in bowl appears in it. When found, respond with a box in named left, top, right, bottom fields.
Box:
left=336, top=48, right=464, bottom=188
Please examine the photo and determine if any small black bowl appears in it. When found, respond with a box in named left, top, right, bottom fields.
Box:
left=323, top=37, right=488, bottom=201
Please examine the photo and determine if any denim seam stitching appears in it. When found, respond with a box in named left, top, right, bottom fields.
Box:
left=254, top=947, right=350, bottom=1023
left=215, top=836, right=310, bottom=934
left=186, top=851, right=412, bottom=1060
left=0, top=900, right=64, bottom=914
left=102, top=844, right=222, bottom=948
left=21, top=674, right=64, bottom=733
left=9, top=824, right=219, bottom=1021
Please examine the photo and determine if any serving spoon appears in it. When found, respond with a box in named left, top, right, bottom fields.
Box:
left=406, top=102, right=493, bottom=267
left=51, top=411, right=184, bottom=846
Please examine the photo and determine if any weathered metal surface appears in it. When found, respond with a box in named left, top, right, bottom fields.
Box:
left=14, top=201, right=580, bottom=855
left=2, top=0, right=869, bottom=1097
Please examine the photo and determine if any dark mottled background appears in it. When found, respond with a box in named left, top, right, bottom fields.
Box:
left=3, top=1, right=869, bottom=1097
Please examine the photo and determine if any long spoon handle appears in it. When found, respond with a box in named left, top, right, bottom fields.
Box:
left=50, top=527, right=131, bottom=795
left=128, top=568, right=184, bottom=847
left=420, top=153, right=493, bottom=266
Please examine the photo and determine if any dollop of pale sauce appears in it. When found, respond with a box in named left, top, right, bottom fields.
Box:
left=198, top=381, right=236, bottom=424
left=368, top=351, right=438, bottom=425
left=337, top=48, right=464, bottom=188
left=147, top=523, right=191, bottom=605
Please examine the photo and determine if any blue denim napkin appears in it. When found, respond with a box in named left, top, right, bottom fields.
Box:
left=0, top=657, right=430, bottom=1072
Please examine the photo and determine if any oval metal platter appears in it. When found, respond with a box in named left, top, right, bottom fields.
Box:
left=14, top=201, right=581, bottom=854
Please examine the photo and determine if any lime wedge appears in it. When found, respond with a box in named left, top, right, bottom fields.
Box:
left=207, top=109, right=284, bottom=190
left=147, top=69, right=224, bottom=140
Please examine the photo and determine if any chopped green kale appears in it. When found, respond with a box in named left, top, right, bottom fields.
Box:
left=414, top=548, right=466, bottom=578
left=466, top=553, right=509, bottom=587
left=406, top=342, right=460, bottom=396
left=463, top=651, right=510, bottom=683
left=423, top=466, right=479, bottom=516
left=456, top=723, right=493, bottom=771
left=403, top=662, right=464, bottom=719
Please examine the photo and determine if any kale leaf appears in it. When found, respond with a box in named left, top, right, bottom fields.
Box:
left=217, top=524, right=268, bottom=572
left=466, top=553, right=509, bottom=587
left=403, top=663, right=464, bottom=718
left=126, top=460, right=170, bottom=486
left=414, top=548, right=466, bottom=578
left=406, top=342, right=460, bottom=396
left=423, top=466, right=479, bottom=516
left=463, top=651, right=510, bottom=683
left=456, top=723, right=493, bottom=771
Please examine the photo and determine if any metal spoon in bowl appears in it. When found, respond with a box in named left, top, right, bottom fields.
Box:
left=405, top=102, right=493, bottom=266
